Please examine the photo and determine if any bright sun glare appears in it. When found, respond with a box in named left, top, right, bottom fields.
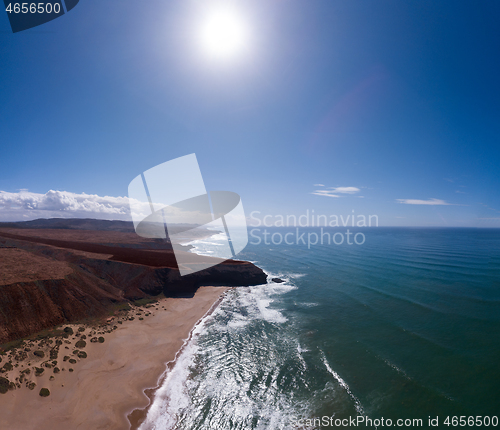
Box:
left=200, top=8, right=248, bottom=59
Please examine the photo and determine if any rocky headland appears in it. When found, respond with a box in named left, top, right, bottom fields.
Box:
left=0, top=219, right=267, bottom=345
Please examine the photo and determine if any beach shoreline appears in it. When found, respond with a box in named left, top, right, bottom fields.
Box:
left=0, top=286, right=230, bottom=430
left=127, top=287, right=231, bottom=429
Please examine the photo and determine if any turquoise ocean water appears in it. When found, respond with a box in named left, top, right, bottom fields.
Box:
left=139, top=228, right=500, bottom=429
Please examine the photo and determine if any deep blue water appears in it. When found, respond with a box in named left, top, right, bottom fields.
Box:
left=140, top=228, right=500, bottom=429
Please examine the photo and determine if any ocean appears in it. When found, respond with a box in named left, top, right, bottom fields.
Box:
left=139, top=227, right=500, bottom=429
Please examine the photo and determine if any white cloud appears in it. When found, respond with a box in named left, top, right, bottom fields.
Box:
left=0, top=190, right=151, bottom=222
left=329, top=186, right=360, bottom=194
left=311, top=190, right=340, bottom=198
left=312, top=186, right=360, bottom=198
left=313, top=184, right=325, bottom=187
left=396, top=198, right=453, bottom=206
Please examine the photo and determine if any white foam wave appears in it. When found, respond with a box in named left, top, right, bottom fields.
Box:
left=256, top=297, right=288, bottom=324
left=138, top=308, right=218, bottom=430
left=297, top=344, right=310, bottom=354
left=182, top=232, right=228, bottom=256
left=298, top=302, right=319, bottom=308
left=321, top=351, right=364, bottom=415
left=297, top=344, right=309, bottom=374
left=288, top=273, right=307, bottom=279
left=210, top=282, right=297, bottom=332
left=383, top=358, right=412, bottom=380
left=139, top=342, right=198, bottom=429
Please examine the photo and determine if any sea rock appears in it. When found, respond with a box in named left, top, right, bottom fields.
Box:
left=271, top=278, right=285, bottom=283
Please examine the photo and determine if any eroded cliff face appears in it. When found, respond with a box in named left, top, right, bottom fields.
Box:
left=0, top=228, right=266, bottom=344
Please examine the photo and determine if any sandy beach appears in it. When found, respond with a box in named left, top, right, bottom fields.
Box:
left=0, top=286, right=229, bottom=430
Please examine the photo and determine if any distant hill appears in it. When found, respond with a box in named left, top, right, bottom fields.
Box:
left=0, top=218, right=203, bottom=235
left=0, top=218, right=136, bottom=232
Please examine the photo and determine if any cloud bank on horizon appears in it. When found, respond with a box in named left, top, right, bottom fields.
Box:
left=0, top=190, right=148, bottom=222
left=0, top=190, right=248, bottom=226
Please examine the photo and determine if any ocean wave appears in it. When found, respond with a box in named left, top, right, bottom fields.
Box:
left=288, top=273, right=307, bottom=279
left=213, top=285, right=292, bottom=329
left=297, top=302, right=319, bottom=308
left=321, top=350, right=364, bottom=415
left=140, top=286, right=315, bottom=430
left=382, top=358, right=412, bottom=380
left=182, top=232, right=229, bottom=256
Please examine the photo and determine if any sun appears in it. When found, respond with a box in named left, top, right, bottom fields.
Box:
left=199, top=8, right=248, bottom=59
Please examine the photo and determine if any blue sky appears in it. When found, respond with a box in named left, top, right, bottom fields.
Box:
left=1, top=0, right=499, bottom=226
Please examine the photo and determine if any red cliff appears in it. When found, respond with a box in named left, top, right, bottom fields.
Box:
left=0, top=222, right=266, bottom=344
